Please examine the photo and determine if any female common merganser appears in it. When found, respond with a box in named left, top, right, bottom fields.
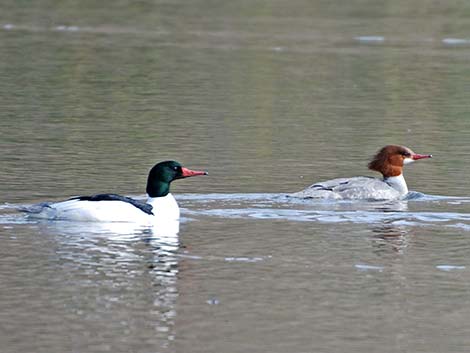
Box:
left=291, top=145, right=432, bottom=200
left=21, top=161, right=207, bottom=223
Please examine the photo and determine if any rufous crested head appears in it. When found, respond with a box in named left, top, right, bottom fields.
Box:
left=367, top=145, right=432, bottom=178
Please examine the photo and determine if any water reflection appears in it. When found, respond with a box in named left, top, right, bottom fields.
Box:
left=179, top=193, right=470, bottom=231
left=33, top=219, right=181, bottom=351
left=33, top=217, right=178, bottom=234
left=371, top=224, right=412, bottom=255
left=4, top=192, right=470, bottom=352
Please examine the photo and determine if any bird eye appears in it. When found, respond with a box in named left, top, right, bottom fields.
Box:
left=173, top=166, right=179, bottom=171
left=402, top=152, right=411, bottom=157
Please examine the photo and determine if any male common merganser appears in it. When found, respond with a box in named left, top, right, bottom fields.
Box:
left=291, top=145, right=432, bottom=200
left=21, top=161, right=207, bottom=223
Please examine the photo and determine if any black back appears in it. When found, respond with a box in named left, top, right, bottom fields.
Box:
left=70, top=194, right=154, bottom=215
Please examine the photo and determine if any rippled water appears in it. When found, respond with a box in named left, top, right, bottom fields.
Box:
left=180, top=193, right=470, bottom=232
left=2, top=0, right=470, bottom=352
left=4, top=192, right=470, bottom=352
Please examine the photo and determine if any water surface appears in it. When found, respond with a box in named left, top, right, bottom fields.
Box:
left=1, top=1, right=470, bottom=352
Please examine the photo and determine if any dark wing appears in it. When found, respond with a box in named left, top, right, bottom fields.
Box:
left=70, top=194, right=154, bottom=215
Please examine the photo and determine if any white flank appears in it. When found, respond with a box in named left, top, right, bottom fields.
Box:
left=25, top=193, right=180, bottom=224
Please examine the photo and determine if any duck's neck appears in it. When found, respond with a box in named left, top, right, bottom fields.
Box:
left=147, top=193, right=180, bottom=220
left=383, top=174, right=408, bottom=195
left=146, top=180, right=170, bottom=198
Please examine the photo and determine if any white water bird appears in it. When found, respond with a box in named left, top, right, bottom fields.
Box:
left=21, top=160, right=207, bottom=224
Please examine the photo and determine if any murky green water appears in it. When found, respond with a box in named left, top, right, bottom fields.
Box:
left=1, top=1, right=470, bottom=352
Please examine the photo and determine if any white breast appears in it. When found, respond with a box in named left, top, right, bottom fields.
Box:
left=384, top=175, right=408, bottom=195
left=147, top=193, right=180, bottom=221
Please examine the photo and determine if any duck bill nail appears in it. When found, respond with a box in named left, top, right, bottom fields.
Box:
left=181, top=167, right=208, bottom=177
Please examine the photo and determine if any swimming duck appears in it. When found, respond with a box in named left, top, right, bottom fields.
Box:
left=21, top=160, right=207, bottom=223
left=291, top=145, right=432, bottom=200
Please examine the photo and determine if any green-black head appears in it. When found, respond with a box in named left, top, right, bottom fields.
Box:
left=146, top=160, right=208, bottom=197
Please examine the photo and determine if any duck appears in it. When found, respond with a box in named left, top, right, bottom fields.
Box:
left=21, top=160, right=207, bottom=223
left=290, top=145, right=432, bottom=200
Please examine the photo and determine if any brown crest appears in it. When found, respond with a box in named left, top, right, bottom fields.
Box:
left=367, top=145, right=413, bottom=177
